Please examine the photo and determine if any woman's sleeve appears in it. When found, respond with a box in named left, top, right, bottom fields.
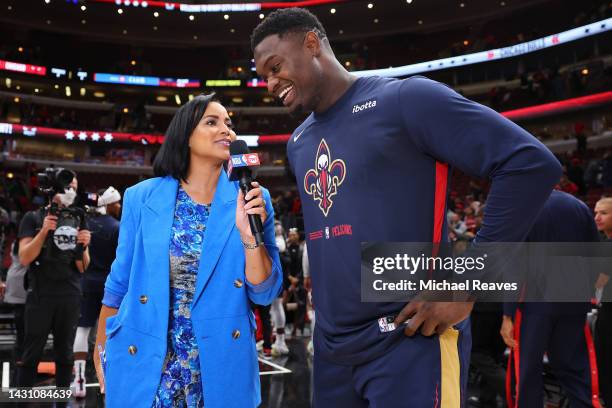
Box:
left=245, top=188, right=283, bottom=305
left=102, top=188, right=136, bottom=308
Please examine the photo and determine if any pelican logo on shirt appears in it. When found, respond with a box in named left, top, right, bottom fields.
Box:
left=352, top=99, right=377, bottom=114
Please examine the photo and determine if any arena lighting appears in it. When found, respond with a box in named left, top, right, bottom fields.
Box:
left=93, top=91, right=105, bottom=98
left=5, top=78, right=11, bottom=88
left=205, top=79, right=241, bottom=87
left=175, top=94, right=181, bottom=105
left=80, top=87, right=86, bottom=96
left=86, top=0, right=344, bottom=13
left=0, top=122, right=260, bottom=147
left=354, top=17, right=612, bottom=78
left=94, top=73, right=200, bottom=88
left=0, top=59, right=46, bottom=76
left=5, top=17, right=608, bottom=88
left=3, top=93, right=609, bottom=147
left=247, top=78, right=267, bottom=88
left=65, top=86, right=71, bottom=97
left=7, top=172, right=14, bottom=179
left=502, top=91, right=612, bottom=121
left=156, top=95, right=168, bottom=102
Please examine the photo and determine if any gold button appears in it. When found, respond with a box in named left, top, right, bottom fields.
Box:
left=233, top=279, right=243, bottom=288
left=139, top=295, right=148, bottom=304
left=232, top=330, right=240, bottom=340
left=128, top=345, right=137, bottom=355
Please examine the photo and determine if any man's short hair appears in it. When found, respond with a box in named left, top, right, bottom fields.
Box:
left=251, top=7, right=326, bottom=51
left=597, top=197, right=612, bottom=207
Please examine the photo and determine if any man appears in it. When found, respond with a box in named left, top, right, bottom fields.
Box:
left=17, top=174, right=91, bottom=388
left=252, top=8, right=561, bottom=406
left=72, top=186, right=121, bottom=398
left=501, top=190, right=601, bottom=407
left=594, top=197, right=612, bottom=405
left=283, top=228, right=306, bottom=336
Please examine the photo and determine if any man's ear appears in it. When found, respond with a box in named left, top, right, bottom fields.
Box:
left=304, top=31, right=322, bottom=57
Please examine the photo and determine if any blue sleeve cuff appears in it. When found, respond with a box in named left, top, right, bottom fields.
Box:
left=102, top=288, right=123, bottom=309
left=245, top=258, right=280, bottom=294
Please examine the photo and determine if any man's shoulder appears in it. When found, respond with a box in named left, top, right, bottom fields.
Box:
left=102, top=214, right=120, bottom=228
left=21, top=209, right=43, bottom=224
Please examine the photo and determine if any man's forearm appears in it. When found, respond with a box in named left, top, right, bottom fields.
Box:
left=19, top=232, right=48, bottom=266
left=76, top=248, right=90, bottom=273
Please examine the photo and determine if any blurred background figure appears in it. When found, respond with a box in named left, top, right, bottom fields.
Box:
left=72, top=186, right=121, bottom=398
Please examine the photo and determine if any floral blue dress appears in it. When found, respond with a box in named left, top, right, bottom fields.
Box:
left=152, top=186, right=210, bottom=408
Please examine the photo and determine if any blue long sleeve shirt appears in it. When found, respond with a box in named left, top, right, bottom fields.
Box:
left=503, top=190, right=601, bottom=317
left=287, top=75, right=562, bottom=365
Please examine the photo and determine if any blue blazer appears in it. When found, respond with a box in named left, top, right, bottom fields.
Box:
left=102, top=172, right=282, bottom=408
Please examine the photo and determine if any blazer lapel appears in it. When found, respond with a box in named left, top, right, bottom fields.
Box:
left=141, top=177, right=177, bottom=317
left=193, top=170, right=237, bottom=307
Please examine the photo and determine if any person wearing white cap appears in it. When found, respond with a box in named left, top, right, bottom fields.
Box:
left=72, top=186, right=122, bottom=398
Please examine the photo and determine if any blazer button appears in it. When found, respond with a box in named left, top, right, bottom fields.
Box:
left=128, top=345, right=137, bottom=355
left=139, top=295, right=148, bottom=304
left=233, top=279, right=243, bottom=288
left=232, top=330, right=241, bottom=340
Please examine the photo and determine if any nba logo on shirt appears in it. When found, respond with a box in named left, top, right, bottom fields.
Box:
left=325, top=227, right=330, bottom=239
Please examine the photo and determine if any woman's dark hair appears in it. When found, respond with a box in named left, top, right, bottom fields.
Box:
left=153, top=93, right=216, bottom=181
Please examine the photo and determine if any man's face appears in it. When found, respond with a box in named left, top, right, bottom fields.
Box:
left=594, top=201, right=612, bottom=235
left=288, top=230, right=300, bottom=244
left=107, top=202, right=122, bottom=219
left=52, top=177, right=78, bottom=207
left=254, top=33, right=323, bottom=114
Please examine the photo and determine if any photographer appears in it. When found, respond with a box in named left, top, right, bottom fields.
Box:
left=72, top=186, right=121, bottom=398
left=17, top=170, right=91, bottom=388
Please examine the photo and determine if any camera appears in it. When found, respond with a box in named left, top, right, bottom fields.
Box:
left=36, top=167, right=76, bottom=198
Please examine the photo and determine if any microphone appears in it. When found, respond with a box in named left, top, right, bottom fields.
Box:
left=227, top=140, right=264, bottom=246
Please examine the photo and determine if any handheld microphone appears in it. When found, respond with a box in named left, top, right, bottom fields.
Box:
left=227, top=140, right=264, bottom=246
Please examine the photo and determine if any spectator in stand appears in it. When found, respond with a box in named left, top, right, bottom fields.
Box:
left=575, top=122, right=587, bottom=155
left=566, top=157, right=586, bottom=196
left=448, top=212, right=468, bottom=241
left=271, top=221, right=289, bottom=356
left=463, top=206, right=478, bottom=234
left=283, top=228, right=306, bottom=337
left=602, top=152, right=612, bottom=189
left=557, top=174, right=579, bottom=195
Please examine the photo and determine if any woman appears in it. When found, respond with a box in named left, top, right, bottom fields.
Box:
left=94, top=95, right=282, bottom=408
